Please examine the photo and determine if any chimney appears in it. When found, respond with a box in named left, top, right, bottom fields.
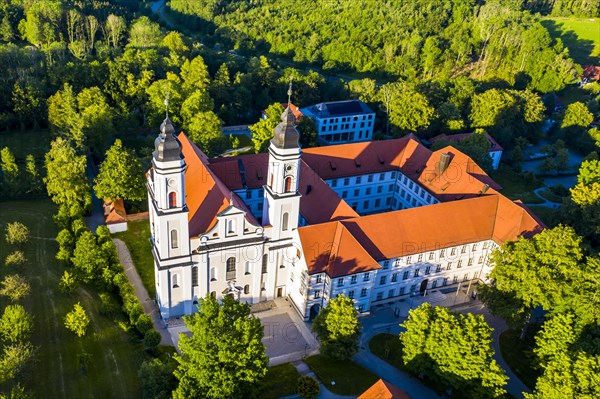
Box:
left=437, top=153, right=451, bottom=174
left=480, top=184, right=490, bottom=195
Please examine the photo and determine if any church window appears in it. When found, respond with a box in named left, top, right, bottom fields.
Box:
left=192, top=267, right=198, bottom=287
left=245, top=261, right=251, bottom=275
left=285, top=176, right=293, bottom=193
left=172, top=274, right=179, bottom=288
left=269, top=173, right=273, bottom=188
left=282, top=212, right=289, bottom=231
left=244, top=285, right=250, bottom=294
left=262, top=254, right=268, bottom=274
left=210, top=291, right=216, bottom=299
left=210, top=267, right=216, bottom=281
left=169, top=192, right=177, bottom=208
left=226, top=258, right=236, bottom=280
left=170, top=230, right=178, bottom=249
left=315, top=290, right=321, bottom=299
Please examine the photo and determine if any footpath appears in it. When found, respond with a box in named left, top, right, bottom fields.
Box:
left=113, top=238, right=173, bottom=346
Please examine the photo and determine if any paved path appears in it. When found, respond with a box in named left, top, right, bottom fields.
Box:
left=524, top=187, right=562, bottom=208
left=113, top=238, right=173, bottom=346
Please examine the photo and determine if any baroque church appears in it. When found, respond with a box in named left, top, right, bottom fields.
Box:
left=147, top=105, right=542, bottom=320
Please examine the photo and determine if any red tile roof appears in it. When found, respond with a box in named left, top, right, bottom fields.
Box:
left=297, top=221, right=381, bottom=277
left=358, top=379, right=411, bottom=399
left=208, top=153, right=358, bottom=225
left=430, top=131, right=504, bottom=151
left=104, top=199, right=127, bottom=224
left=298, top=194, right=543, bottom=270
left=179, top=133, right=258, bottom=237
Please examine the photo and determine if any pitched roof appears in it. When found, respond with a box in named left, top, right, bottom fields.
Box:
left=298, top=194, right=543, bottom=268
left=297, top=221, right=380, bottom=277
left=301, top=136, right=501, bottom=202
left=304, top=99, right=374, bottom=118
left=208, top=154, right=359, bottom=224
left=358, top=379, right=411, bottom=399
left=104, top=199, right=127, bottom=225
left=430, top=131, right=504, bottom=151
left=178, top=133, right=258, bottom=237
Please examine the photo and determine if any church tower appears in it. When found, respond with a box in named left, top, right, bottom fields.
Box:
left=148, top=116, right=192, bottom=317
left=262, top=105, right=302, bottom=240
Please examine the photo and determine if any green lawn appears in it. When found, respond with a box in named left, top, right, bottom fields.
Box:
left=499, top=329, right=539, bottom=391
left=492, top=165, right=544, bottom=204
left=113, top=220, right=155, bottom=298
left=537, top=189, right=563, bottom=203
left=257, top=363, right=302, bottom=399
left=542, top=17, right=600, bottom=64
left=304, top=355, right=379, bottom=396
left=369, top=333, right=406, bottom=371
left=0, top=200, right=143, bottom=398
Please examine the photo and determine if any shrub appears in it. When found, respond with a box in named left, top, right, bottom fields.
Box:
left=5, top=222, right=29, bottom=245
left=136, top=314, right=153, bottom=335
left=58, top=270, right=78, bottom=294
left=144, top=329, right=161, bottom=348
left=98, top=292, right=121, bottom=317
left=5, top=251, right=26, bottom=266
left=297, top=376, right=320, bottom=399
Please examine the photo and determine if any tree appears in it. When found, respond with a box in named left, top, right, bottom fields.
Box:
left=297, top=376, right=320, bottom=399
left=0, top=342, right=35, bottom=384
left=25, top=155, right=41, bottom=193
left=250, top=103, right=284, bottom=153
left=0, top=305, right=33, bottom=343
left=173, top=295, right=268, bottom=399
left=0, top=275, right=30, bottom=302
left=56, top=228, right=75, bottom=263
left=180, top=56, right=211, bottom=95
left=44, top=137, right=91, bottom=214
left=144, top=329, right=162, bottom=349
left=72, top=231, right=109, bottom=283
left=486, top=226, right=591, bottom=321
left=128, top=17, right=162, bottom=48
left=186, top=111, right=226, bottom=157
left=562, top=102, right=593, bottom=129
left=139, top=358, right=177, bottom=399
left=58, top=270, right=78, bottom=294
left=64, top=302, right=90, bottom=337
left=4, top=222, right=29, bottom=245
left=77, top=87, right=115, bottom=151
left=105, top=14, right=126, bottom=48
left=298, top=116, right=318, bottom=148
left=381, top=82, right=434, bottom=134
left=1, top=146, right=18, bottom=192
left=5, top=251, right=26, bottom=266
left=47, top=84, right=85, bottom=149
left=312, top=295, right=360, bottom=360
left=94, top=139, right=146, bottom=202
left=400, top=303, right=508, bottom=398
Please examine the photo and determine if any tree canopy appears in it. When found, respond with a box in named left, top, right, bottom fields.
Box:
left=312, top=294, right=361, bottom=360
left=94, top=139, right=146, bottom=202
left=173, top=295, right=268, bottom=399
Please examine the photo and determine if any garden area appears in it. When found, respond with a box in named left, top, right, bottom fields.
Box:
left=113, top=220, right=155, bottom=297
left=304, top=354, right=379, bottom=395
left=0, top=200, right=143, bottom=398
left=492, top=165, right=544, bottom=204
left=256, top=362, right=303, bottom=399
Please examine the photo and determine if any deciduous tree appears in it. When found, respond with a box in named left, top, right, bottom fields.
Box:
left=312, top=294, right=360, bottom=360
left=173, top=295, right=268, bottom=399
left=0, top=305, right=33, bottom=343
left=0, top=274, right=30, bottom=302
left=4, top=222, right=29, bottom=245
left=64, top=302, right=90, bottom=337
left=94, top=139, right=146, bottom=202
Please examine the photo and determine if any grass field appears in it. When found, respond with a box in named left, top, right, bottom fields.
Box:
left=304, top=355, right=379, bottom=395
left=542, top=17, right=600, bottom=65
left=0, top=200, right=143, bottom=398
left=113, top=220, right=155, bottom=298
left=257, top=362, right=302, bottom=399
left=492, top=165, right=544, bottom=204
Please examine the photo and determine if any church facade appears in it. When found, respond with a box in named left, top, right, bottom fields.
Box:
left=147, top=106, right=542, bottom=320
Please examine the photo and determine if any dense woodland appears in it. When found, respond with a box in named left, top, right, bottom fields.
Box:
left=0, top=0, right=600, bottom=398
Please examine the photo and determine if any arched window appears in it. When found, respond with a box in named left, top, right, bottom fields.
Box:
left=169, top=191, right=177, bottom=208
left=285, top=176, right=293, bottom=193
left=170, top=230, right=178, bottom=249
left=210, top=291, right=216, bottom=299
left=282, top=212, right=289, bottom=231
left=226, top=257, right=236, bottom=280
left=244, top=285, right=250, bottom=295
left=227, top=219, right=235, bottom=234
left=172, top=274, right=179, bottom=288
left=210, top=267, right=216, bottom=281
left=245, top=261, right=251, bottom=275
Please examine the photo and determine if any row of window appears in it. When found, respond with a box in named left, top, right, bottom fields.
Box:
left=320, top=121, right=372, bottom=132
left=380, top=243, right=491, bottom=268
left=337, top=272, right=371, bottom=287
left=332, top=171, right=397, bottom=188
left=245, top=188, right=264, bottom=200
left=322, top=114, right=373, bottom=124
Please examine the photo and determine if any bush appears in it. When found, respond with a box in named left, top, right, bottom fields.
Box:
left=58, top=270, right=78, bottom=294
left=144, top=329, right=161, bottom=348
left=5, top=251, right=26, bottom=266
left=5, top=222, right=29, bottom=245
left=136, top=314, right=153, bottom=335
left=297, top=376, right=320, bottom=399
